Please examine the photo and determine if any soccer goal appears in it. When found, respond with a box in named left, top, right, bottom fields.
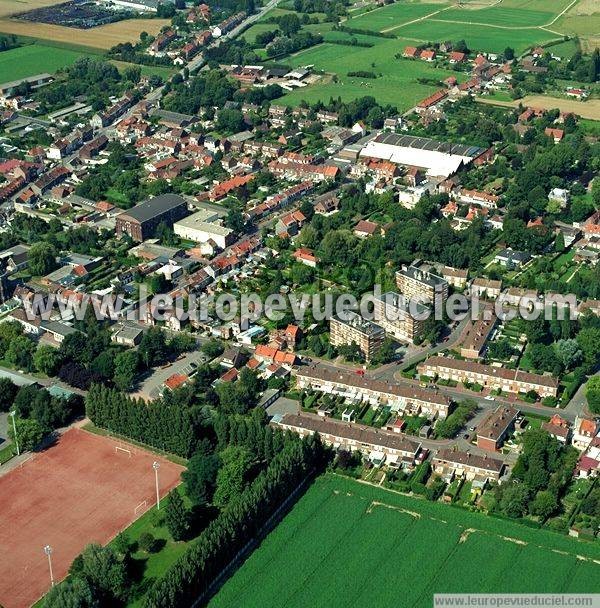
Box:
left=115, top=445, right=133, bottom=457
left=134, top=500, right=147, bottom=516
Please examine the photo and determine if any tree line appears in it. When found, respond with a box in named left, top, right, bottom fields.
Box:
left=143, top=432, right=326, bottom=607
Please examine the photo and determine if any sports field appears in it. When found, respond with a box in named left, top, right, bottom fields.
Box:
left=0, top=429, right=184, bottom=608
left=0, top=43, right=95, bottom=83
left=209, top=475, right=600, bottom=608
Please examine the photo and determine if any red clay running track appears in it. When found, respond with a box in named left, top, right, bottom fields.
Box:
left=0, top=428, right=184, bottom=608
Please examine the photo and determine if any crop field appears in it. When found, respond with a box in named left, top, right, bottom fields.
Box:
left=0, top=42, right=95, bottom=82
left=209, top=475, right=600, bottom=608
left=478, top=95, right=600, bottom=121
left=281, top=36, right=459, bottom=108
left=0, top=0, right=65, bottom=19
left=0, top=17, right=170, bottom=49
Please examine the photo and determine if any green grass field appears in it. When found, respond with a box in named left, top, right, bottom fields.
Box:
left=344, top=2, right=449, bottom=33
left=397, top=19, right=558, bottom=53
left=435, top=6, right=556, bottom=27
left=281, top=37, right=458, bottom=108
left=209, top=475, right=600, bottom=608
left=0, top=43, right=95, bottom=83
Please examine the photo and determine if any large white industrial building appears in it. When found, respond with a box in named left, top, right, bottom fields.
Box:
left=359, top=133, right=491, bottom=179
left=173, top=208, right=234, bottom=250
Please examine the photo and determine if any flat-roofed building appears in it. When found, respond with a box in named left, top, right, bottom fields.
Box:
left=272, top=411, right=422, bottom=466
left=396, top=264, right=448, bottom=305
left=295, top=364, right=451, bottom=420
left=373, top=291, right=426, bottom=344
left=173, top=208, right=234, bottom=249
left=115, top=194, right=189, bottom=242
left=476, top=405, right=519, bottom=451
left=330, top=312, right=384, bottom=362
left=418, top=356, right=558, bottom=398
left=359, top=133, right=492, bottom=179
left=433, top=448, right=505, bottom=482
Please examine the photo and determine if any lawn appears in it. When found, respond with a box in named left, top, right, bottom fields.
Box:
left=280, top=38, right=459, bottom=108
left=0, top=42, right=94, bottom=83
left=344, top=2, right=449, bottom=33
left=208, top=475, right=600, bottom=608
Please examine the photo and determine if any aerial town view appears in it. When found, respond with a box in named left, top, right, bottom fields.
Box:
left=0, top=0, right=599, bottom=606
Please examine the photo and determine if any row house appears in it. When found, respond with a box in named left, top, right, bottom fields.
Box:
left=0, top=176, right=25, bottom=203
left=416, top=89, right=447, bottom=113
left=268, top=104, right=288, bottom=127
left=209, top=173, right=255, bottom=201
left=79, top=135, right=108, bottom=161
left=268, top=160, right=339, bottom=182
left=316, top=110, right=339, bottom=124
left=470, top=277, right=502, bottom=300
left=218, top=11, right=246, bottom=35
left=31, top=166, right=70, bottom=196
left=181, top=40, right=200, bottom=61
left=418, top=356, right=558, bottom=398
left=196, top=29, right=212, bottom=46
left=272, top=411, right=422, bottom=467
left=275, top=209, right=306, bottom=237
left=91, top=92, right=135, bottom=129
left=149, top=29, right=177, bottom=55
left=433, top=448, right=505, bottom=483
left=295, top=364, right=452, bottom=420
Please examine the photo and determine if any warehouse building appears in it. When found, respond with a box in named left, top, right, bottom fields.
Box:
left=173, top=208, right=235, bottom=249
left=359, top=133, right=493, bottom=179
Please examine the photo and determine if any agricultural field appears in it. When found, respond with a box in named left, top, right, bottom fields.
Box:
left=338, top=0, right=578, bottom=53
left=0, top=42, right=96, bottom=83
left=553, top=0, right=600, bottom=53
left=343, top=2, right=450, bottom=33
left=478, top=95, right=600, bottom=121
left=209, top=475, right=600, bottom=608
left=0, top=17, right=170, bottom=50
left=280, top=36, right=460, bottom=108
left=396, top=19, right=558, bottom=54
left=0, top=0, right=65, bottom=19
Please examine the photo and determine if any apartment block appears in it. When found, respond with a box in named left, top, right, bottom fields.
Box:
left=373, top=291, right=426, bottom=344
left=329, top=312, right=385, bottom=362
left=396, top=264, right=448, bottom=304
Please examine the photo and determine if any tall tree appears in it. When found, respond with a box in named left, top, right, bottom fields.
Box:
left=164, top=490, right=190, bottom=541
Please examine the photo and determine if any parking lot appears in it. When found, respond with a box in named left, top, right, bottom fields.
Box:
left=133, top=350, right=209, bottom=401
